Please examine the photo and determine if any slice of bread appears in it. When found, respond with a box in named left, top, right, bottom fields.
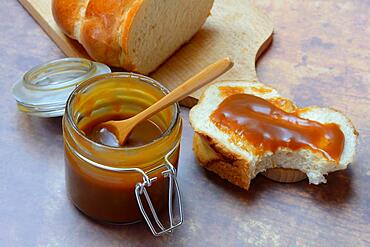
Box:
left=52, top=0, right=214, bottom=74
left=189, top=81, right=358, bottom=190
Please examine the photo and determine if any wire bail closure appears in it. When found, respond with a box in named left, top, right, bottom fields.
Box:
left=134, top=146, right=183, bottom=237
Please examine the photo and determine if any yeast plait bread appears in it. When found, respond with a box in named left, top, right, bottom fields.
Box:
left=52, top=0, right=214, bottom=74
left=189, top=81, right=358, bottom=190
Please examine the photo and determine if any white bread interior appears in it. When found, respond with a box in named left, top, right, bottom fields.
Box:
left=126, top=0, right=214, bottom=74
left=189, top=81, right=358, bottom=190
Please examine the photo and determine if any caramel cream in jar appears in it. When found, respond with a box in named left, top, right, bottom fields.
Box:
left=62, top=73, right=182, bottom=227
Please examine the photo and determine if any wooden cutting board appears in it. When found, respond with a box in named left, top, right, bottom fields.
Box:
left=18, top=0, right=273, bottom=107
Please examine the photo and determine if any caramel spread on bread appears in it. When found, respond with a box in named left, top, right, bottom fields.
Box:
left=219, top=86, right=245, bottom=97
left=210, top=94, right=345, bottom=162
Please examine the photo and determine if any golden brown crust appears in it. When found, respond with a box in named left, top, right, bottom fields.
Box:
left=120, top=0, right=142, bottom=55
left=52, top=0, right=83, bottom=38
left=80, top=0, right=129, bottom=67
left=118, top=0, right=143, bottom=71
left=193, top=133, right=251, bottom=190
left=123, top=1, right=143, bottom=71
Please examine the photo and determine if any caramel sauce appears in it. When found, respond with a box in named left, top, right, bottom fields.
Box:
left=211, top=94, right=345, bottom=161
left=86, top=117, right=163, bottom=147
left=219, top=86, right=245, bottom=97
left=269, top=97, right=296, bottom=112
left=250, top=86, right=273, bottom=94
left=219, top=85, right=273, bottom=98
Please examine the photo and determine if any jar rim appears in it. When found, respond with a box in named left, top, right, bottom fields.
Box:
left=23, top=57, right=96, bottom=91
left=12, top=58, right=111, bottom=117
left=64, top=72, right=180, bottom=151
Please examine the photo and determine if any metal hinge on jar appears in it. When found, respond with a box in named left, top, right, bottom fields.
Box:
left=135, top=145, right=183, bottom=236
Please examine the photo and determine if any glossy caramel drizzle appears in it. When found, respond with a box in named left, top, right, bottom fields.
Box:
left=210, top=94, right=345, bottom=162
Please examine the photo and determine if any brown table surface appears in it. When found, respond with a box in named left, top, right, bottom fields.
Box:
left=1, top=1, right=369, bottom=246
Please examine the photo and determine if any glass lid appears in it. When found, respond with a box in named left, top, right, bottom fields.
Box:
left=12, top=58, right=111, bottom=118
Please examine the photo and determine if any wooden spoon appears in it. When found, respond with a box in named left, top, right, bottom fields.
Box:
left=98, top=57, right=233, bottom=145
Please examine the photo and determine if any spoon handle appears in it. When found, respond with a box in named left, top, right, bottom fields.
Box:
left=134, top=57, right=233, bottom=122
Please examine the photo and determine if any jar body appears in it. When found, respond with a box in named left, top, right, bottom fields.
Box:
left=63, top=138, right=180, bottom=223
left=62, top=73, right=182, bottom=224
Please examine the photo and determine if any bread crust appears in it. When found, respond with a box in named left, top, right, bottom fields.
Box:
left=80, top=0, right=129, bottom=67
left=52, top=0, right=82, bottom=38
left=193, top=133, right=251, bottom=190
left=119, top=0, right=143, bottom=71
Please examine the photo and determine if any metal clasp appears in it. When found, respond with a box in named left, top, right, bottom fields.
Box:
left=134, top=147, right=183, bottom=237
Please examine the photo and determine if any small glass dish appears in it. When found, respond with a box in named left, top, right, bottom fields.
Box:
left=12, top=57, right=111, bottom=117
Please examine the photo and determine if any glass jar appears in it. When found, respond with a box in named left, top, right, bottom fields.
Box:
left=12, top=58, right=111, bottom=117
left=62, top=73, right=183, bottom=236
